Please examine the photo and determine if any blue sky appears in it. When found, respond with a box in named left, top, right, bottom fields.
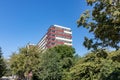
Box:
left=0, top=0, right=92, bottom=58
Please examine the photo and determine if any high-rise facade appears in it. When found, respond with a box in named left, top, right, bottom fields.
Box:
left=37, top=25, right=72, bottom=50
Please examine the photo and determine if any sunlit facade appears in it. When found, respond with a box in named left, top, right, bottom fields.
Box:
left=37, top=25, right=72, bottom=50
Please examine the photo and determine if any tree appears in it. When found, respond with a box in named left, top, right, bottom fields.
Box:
left=10, top=45, right=42, bottom=80
left=4, top=59, right=12, bottom=77
left=69, top=50, right=120, bottom=80
left=0, top=47, right=6, bottom=78
left=38, top=45, right=75, bottom=80
left=77, top=0, right=120, bottom=50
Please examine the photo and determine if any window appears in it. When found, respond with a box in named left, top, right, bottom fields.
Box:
left=51, top=43, right=55, bottom=45
left=52, top=38, right=55, bottom=41
left=52, top=30, right=55, bottom=32
left=52, top=34, right=55, bottom=36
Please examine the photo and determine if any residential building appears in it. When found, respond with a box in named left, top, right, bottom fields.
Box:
left=37, top=25, right=72, bottom=50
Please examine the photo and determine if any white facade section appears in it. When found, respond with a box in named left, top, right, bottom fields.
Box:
left=38, top=35, right=47, bottom=50
left=38, top=40, right=46, bottom=47
left=38, top=35, right=47, bottom=46
left=40, top=42, right=46, bottom=48
left=64, top=31, right=72, bottom=34
left=54, top=24, right=71, bottom=30
left=64, top=43, right=72, bottom=46
left=55, top=37, right=72, bottom=42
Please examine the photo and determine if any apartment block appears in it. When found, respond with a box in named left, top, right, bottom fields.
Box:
left=37, top=25, right=72, bottom=50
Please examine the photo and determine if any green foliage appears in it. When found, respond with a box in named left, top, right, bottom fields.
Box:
left=75, top=0, right=120, bottom=79
left=77, top=0, right=120, bottom=50
left=10, top=45, right=42, bottom=79
left=9, top=45, right=120, bottom=80
left=69, top=50, right=120, bottom=80
left=106, top=68, right=120, bottom=80
left=9, top=45, right=76, bottom=80
left=4, top=59, right=12, bottom=77
left=109, top=49, right=120, bottom=62
left=0, top=47, right=6, bottom=78
left=38, top=45, right=75, bottom=80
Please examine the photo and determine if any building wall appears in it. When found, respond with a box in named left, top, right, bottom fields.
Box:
left=37, top=25, right=72, bottom=50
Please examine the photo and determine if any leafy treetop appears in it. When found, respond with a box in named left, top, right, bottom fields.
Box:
left=77, top=0, right=120, bottom=50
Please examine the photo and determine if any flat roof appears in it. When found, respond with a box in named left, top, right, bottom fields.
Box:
left=51, top=24, right=71, bottom=30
